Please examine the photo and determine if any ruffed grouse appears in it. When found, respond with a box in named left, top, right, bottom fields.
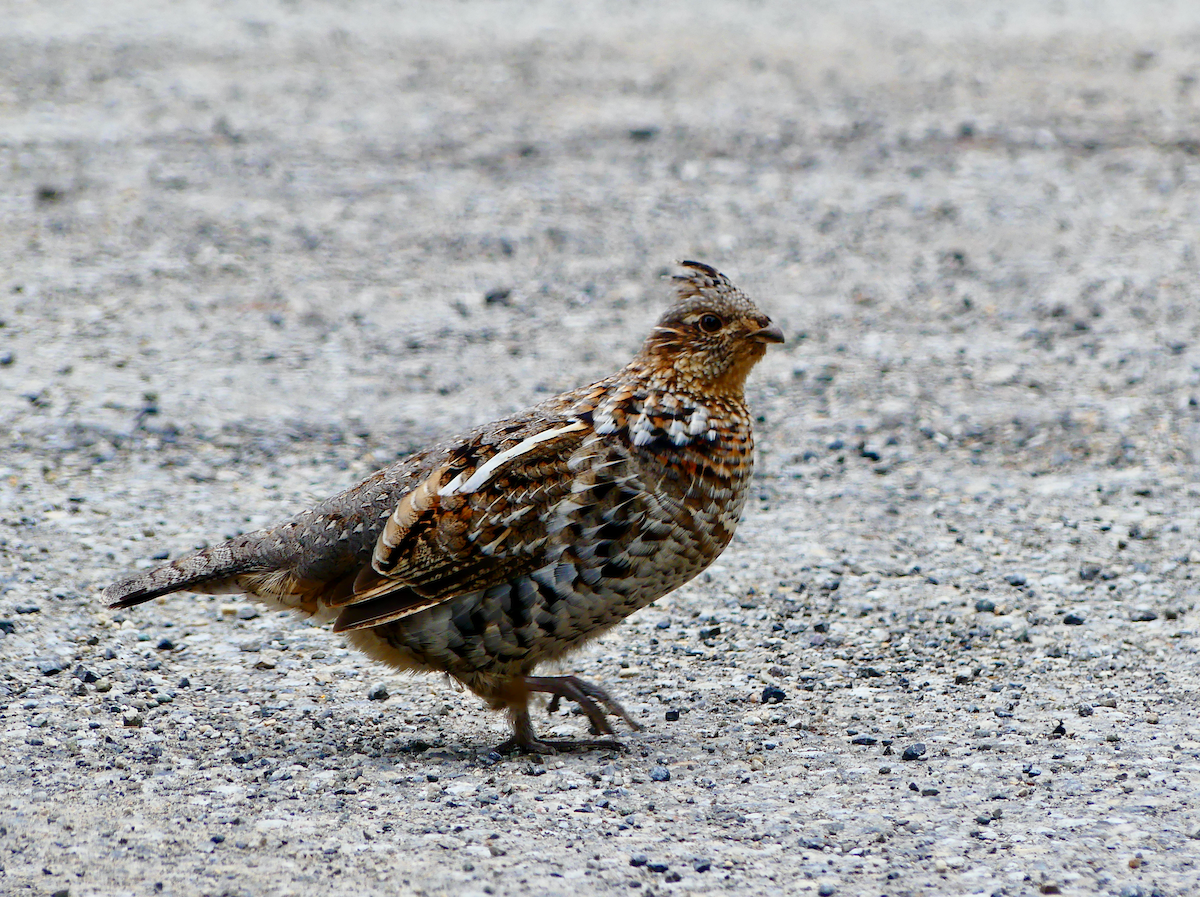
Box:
left=106, top=261, right=783, bottom=752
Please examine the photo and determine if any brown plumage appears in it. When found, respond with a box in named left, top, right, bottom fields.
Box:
left=105, top=261, right=783, bottom=752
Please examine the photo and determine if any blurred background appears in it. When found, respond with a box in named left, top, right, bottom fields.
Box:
left=5, top=0, right=1200, bottom=458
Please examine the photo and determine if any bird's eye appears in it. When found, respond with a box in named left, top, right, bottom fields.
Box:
left=698, top=314, right=723, bottom=333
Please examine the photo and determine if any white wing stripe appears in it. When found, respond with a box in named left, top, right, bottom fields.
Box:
left=438, top=422, right=587, bottom=497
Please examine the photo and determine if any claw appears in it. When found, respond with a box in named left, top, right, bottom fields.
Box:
left=497, top=675, right=640, bottom=754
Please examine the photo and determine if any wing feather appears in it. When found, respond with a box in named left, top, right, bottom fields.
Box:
left=327, top=420, right=592, bottom=630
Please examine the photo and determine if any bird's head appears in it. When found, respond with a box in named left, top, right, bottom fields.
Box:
left=636, top=261, right=783, bottom=395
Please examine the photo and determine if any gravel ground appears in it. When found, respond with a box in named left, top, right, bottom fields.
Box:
left=4, top=2, right=1200, bottom=895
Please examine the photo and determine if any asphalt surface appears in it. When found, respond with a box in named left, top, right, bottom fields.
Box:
left=3, top=2, right=1200, bottom=895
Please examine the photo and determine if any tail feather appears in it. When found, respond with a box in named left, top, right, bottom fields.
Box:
left=105, top=536, right=268, bottom=609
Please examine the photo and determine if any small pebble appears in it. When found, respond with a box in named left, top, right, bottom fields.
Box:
left=1130, top=609, right=1157, bottom=622
left=1063, top=612, right=1085, bottom=625
left=974, top=598, right=996, bottom=613
left=650, top=766, right=671, bottom=782
left=693, top=858, right=711, bottom=873
left=761, top=685, right=786, bottom=704
left=818, top=884, right=836, bottom=897
left=156, top=638, right=175, bottom=651
left=123, top=710, right=144, bottom=728
left=647, top=862, right=669, bottom=873
left=664, top=709, right=679, bottom=721
left=629, top=854, right=648, bottom=867
left=38, top=658, right=65, bottom=676
left=1004, top=573, right=1026, bottom=587
left=1078, top=704, right=1093, bottom=717
left=902, top=743, right=926, bottom=761
left=367, top=684, right=389, bottom=701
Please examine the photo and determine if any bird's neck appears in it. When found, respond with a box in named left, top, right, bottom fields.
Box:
left=620, top=354, right=755, bottom=403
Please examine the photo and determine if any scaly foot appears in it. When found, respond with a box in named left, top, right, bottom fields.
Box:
left=497, top=676, right=641, bottom=753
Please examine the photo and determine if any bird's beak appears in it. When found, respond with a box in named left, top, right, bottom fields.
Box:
left=748, top=322, right=785, bottom=345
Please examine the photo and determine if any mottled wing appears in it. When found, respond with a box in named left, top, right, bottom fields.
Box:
left=329, top=420, right=592, bottom=631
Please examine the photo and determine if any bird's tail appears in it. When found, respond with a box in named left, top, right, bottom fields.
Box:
left=105, top=535, right=270, bottom=609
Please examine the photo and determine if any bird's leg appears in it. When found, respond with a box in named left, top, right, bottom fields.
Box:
left=494, top=675, right=640, bottom=754
left=530, top=675, right=642, bottom=735
left=495, top=705, right=557, bottom=755
left=491, top=678, right=571, bottom=754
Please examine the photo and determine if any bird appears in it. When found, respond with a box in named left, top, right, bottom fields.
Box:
left=105, top=261, right=784, bottom=753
